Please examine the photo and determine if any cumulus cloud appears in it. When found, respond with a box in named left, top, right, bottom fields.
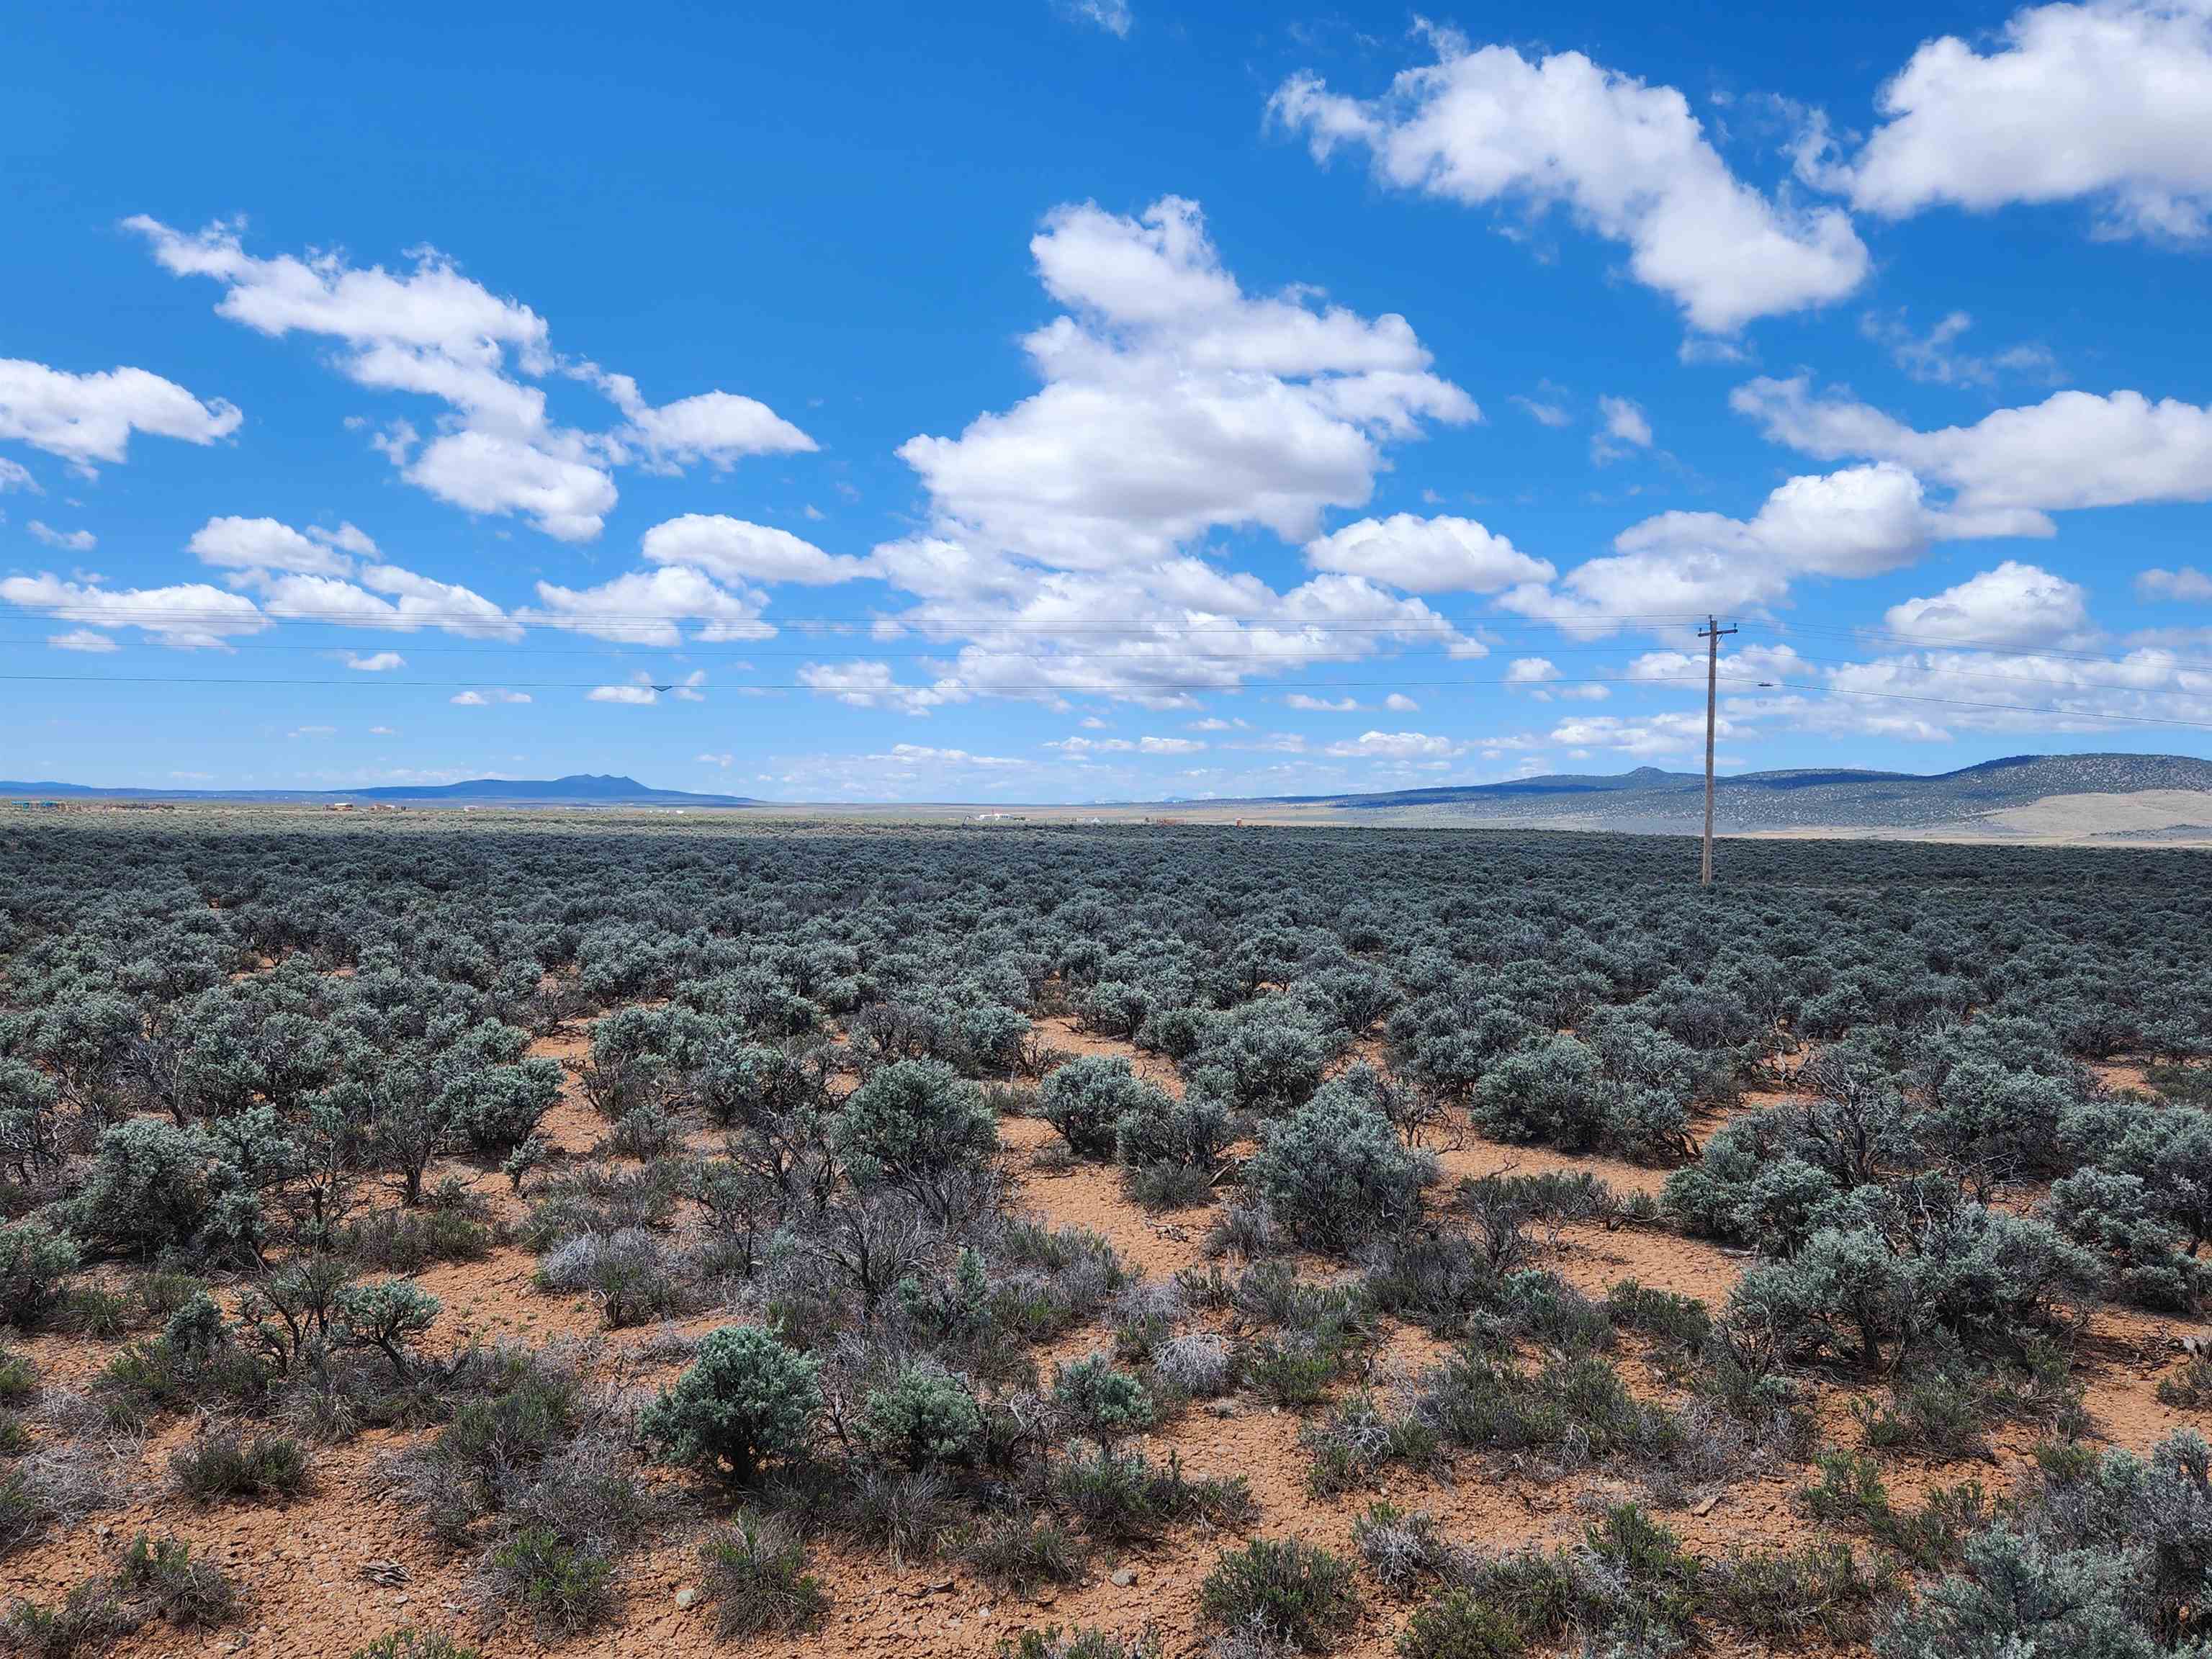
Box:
left=0, top=457, right=37, bottom=493
left=1500, top=463, right=2031, bottom=634
left=1881, top=560, right=2092, bottom=648
left=343, top=650, right=405, bottom=671
left=640, top=514, right=868, bottom=585
left=1323, top=729, right=1466, bottom=759
left=523, top=565, right=771, bottom=646
left=451, top=688, right=530, bottom=706
left=588, top=683, right=658, bottom=705
left=1269, top=25, right=1869, bottom=331
left=0, top=358, right=240, bottom=471
left=1383, top=692, right=1419, bottom=711
left=1302, top=513, right=1553, bottom=593
left=1836, top=0, right=2212, bottom=240
left=1734, top=375, right=2212, bottom=516
left=896, top=195, right=1474, bottom=572
left=127, top=217, right=809, bottom=541
left=188, top=515, right=354, bottom=577
left=798, top=660, right=968, bottom=716
left=28, top=521, right=95, bottom=552
left=1285, top=693, right=1359, bottom=711
left=0, top=572, right=266, bottom=649
left=1859, top=310, right=2062, bottom=389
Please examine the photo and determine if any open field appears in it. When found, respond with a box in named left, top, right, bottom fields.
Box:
left=1, top=815, right=2209, bottom=1658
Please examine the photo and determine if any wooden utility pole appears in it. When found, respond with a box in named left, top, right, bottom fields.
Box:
left=1698, top=615, right=1737, bottom=886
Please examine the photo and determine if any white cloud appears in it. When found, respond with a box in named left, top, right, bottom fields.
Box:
left=1840, top=0, right=2212, bottom=240
left=586, top=374, right=815, bottom=472
left=0, top=573, right=264, bottom=649
left=369, top=725, right=397, bottom=735
left=127, top=217, right=808, bottom=541
left=2139, top=565, right=2212, bottom=602
left=1735, top=375, right=2212, bottom=516
left=189, top=515, right=353, bottom=577
left=1383, top=692, right=1419, bottom=711
left=1189, top=716, right=1237, bottom=730
left=344, top=650, right=405, bottom=671
left=798, top=660, right=968, bottom=716
left=1138, top=735, right=1205, bottom=754
left=523, top=565, right=770, bottom=646
left=1593, top=395, right=1653, bottom=462
left=640, top=513, right=867, bottom=585
left=1063, top=0, right=1131, bottom=35
left=896, top=195, right=1475, bottom=571
left=1882, top=560, right=2092, bottom=648
left=1302, top=512, right=1553, bottom=593
left=1270, top=25, right=1869, bottom=331
left=360, top=565, right=516, bottom=639
left=1286, top=693, right=1359, bottom=711
left=1547, top=711, right=1719, bottom=757
left=48, top=628, right=117, bottom=653
left=451, top=688, right=530, bottom=706
left=0, top=358, right=240, bottom=470
left=1858, top=310, right=2062, bottom=388
left=28, top=521, right=95, bottom=552
left=1323, top=729, right=1466, bottom=759
left=0, top=457, right=37, bottom=493
left=1511, top=394, right=1573, bottom=428
left=403, top=429, right=616, bottom=543
left=1500, top=462, right=2029, bottom=634
left=588, top=683, right=658, bottom=705
left=1506, top=657, right=1560, bottom=684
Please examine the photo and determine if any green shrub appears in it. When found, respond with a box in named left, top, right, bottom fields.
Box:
left=116, top=1532, right=240, bottom=1628
left=997, top=1627, right=1161, bottom=1659
left=1702, top=1542, right=1891, bottom=1645
left=170, top=1429, right=310, bottom=1502
left=1051, top=1448, right=1254, bottom=1542
left=1199, top=1538, right=1362, bottom=1652
left=335, top=1277, right=441, bottom=1377
left=1245, top=1088, right=1434, bottom=1255
left=1, top=1580, right=138, bottom=1658
left=0, top=1220, right=79, bottom=1329
left=63, top=1121, right=213, bottom=1259
left=2157, top=1352, right=2212, bottom=1408
left=858, top=1362, right=986, bottom=1469
left=829, top=1059, right=995, bottom=1209
left=1051, top=1354, right=1154, bottom=1452
left=639, top=1324, right=820, bottom=1483
left=955, top=1508, right=1089, bottom=1594
left=1041, top=1056, right=1162, bottom=1158
left=1396, top=1590, right=1523, bottom=1659
left=347, top=1633, right=483, bottom=1659
left=0, top=1349, right=35, bottom=1407
left=341, top=1207, right=492, bottom=1271
left=487, top=1525, right=614, bottom=1636
left=698, top=1511, right=827, bottom=1638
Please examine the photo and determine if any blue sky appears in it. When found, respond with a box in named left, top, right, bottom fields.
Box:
left=5, top=0, right=2212, bottom=801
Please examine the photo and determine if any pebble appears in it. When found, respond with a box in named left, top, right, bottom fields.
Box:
left=675, top=1587, right=696, bottom=1609
left=1110, top=1568, right=1138, bottom=1588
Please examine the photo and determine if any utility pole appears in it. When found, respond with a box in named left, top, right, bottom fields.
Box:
left=1699, top=615, right=1737, bottom=887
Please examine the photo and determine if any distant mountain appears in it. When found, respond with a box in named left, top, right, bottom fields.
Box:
left=0, top=773, right=760, bottom=808
left=1271, top=752, right=2212, bottom=832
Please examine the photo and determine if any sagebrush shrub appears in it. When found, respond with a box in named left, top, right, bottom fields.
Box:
left=639, top=1324, right=820, bottom=1483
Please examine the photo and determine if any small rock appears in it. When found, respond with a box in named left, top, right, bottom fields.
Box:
left=675, top=1587, right=696, bottom=1610
left=1110, top=1568, right=1138, bottom=1588
left=1208, top=1399, right=1239, bottom=1418
left=1691, top=1495, right=1719, bottom=1517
